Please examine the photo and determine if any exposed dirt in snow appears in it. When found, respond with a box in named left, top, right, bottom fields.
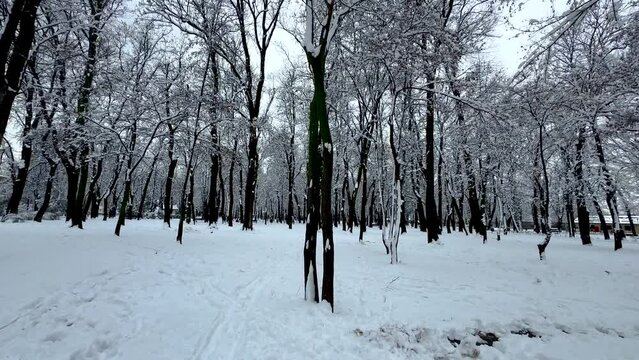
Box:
left=0, top=220, right=638, bottom=359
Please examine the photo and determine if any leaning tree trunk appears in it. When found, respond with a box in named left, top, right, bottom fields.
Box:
left=0, top=0, right=42, bottom=142
left=137, top=154, right=158, bottom=220
left=6, top=85, right=37, bottom=214
left=114, top=169, right=132, bottom=236
left=33, top=160, right=58, bottom=222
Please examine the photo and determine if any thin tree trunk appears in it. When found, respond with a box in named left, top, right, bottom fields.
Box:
left=209, top=125, right=220, bottom=224
left=33, top=160, right=57, bottom=222
left=163, top=126, right=178, bottom=227
left=228, top=140, right=237, bottom=226
left=137, top=154, right=158, bottom=220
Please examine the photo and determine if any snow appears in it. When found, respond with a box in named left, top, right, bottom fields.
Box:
left=1, top=220, right=638, bottom=359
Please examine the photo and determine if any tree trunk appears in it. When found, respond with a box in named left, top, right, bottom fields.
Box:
left=574, top=126, right=591, bottom=245
left=287, top=135, right=295, bottom=229
left=137, top=155, right=158, bottom=220
left=83, top=155, right=104, bottom=220
left=242, top=123, right=258, bottom=230
left=592, top=121, right=623, bottom=250
left=423, top=73, right=440, bottom=243
left=209, top=125, right=220, bottom=224
left=114, top=176, right=132, bottom=236
left=437, top=122, right=444, bottom=234
left=228, top=141, right=237, bottom=227
left=0, top=0, right=41, bottom=141
left=218, top=166, right=225, bottom=223
left=162, top=159, right=176, bottom=223
left=33, top=161, right=57, bottom=222
left=6, top=85, right=36, bottom=214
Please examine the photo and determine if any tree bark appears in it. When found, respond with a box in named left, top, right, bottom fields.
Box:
left=0, top=0, right=41, bottom=141
left=137, top=154, right=158, bottom=220
left=574, top=126, right=592, bottom=245
left=6, top=85, right=36, bottom=214
left=242, top=123, right=258, bottom=230
left=33, top=160, right=58, bottom=222
left=163, top=125, right=178, bottom=226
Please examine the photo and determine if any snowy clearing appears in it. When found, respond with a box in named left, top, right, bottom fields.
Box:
left=1, top=220, right=638, bottom=359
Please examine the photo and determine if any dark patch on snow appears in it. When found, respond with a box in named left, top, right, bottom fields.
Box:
left=511, top=328, right=540, bottom=338
left=474, top=331, right=499, bottom=346
left=447, top=336, right=461, bottom=347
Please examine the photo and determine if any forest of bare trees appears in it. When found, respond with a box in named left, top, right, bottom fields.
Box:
left=1, top=0, right=638, bottom=311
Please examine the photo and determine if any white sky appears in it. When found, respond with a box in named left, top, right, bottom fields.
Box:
left=487, top=0, right=567, bottom=73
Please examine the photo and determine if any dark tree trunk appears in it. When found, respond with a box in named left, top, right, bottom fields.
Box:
left=450, top=195, right=468, bottom=235
left=6, top=85, right=36, bottom=214
left=358, top=166, right=368, bottom=241
left=534, top=123, right=552, bottom=259
left=83, top=155, right=104, bottom=220
left=463, top=152, right=486, bottom=239
left=574, top=126, right=591, bottom=245
left=400, top=193, right=407, bottom=234
left=218, top=165, right=225, bottom=223
left=286, top=133, right=296, bottom=228
left=228, top=142, right=237, bottom=227
left=209, top=126, right=220, bottom=224
left=69, top=0, right=104, bottom=229
left=532, top=188, right=540, bottom=233
left=412, top=175, right=427, bottom=232
left=187, top=169, right=195, bottom=223
left=33, top=161, right=57, bottom=222
left=592, top=122, right=623, bottom=250
left=341, top=170, right=347, bottom=231
left=333, top=188, right=339, bottom=227
left=166, top=167, right=180, bottom=223
left=243, top=123, right=258, bottom=230
left=368, top=181, right=376, bottom=228
left=238, top=167, right=244, bottom=224
left=0, top=0, right=41, bottom=141
left=137, top=155, right=158, bottom=220
left=114, top=176, right=132, bottom=236
left=437, top=122, right=444, bottom=234
left=304, top=47, right=334, bottom=311
left=424, top=73, right=440, bottom=242
left=64, top=166, right=79, bottom=223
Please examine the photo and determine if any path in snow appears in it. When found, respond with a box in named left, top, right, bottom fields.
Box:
left=0, top=219, right=638, bottom=359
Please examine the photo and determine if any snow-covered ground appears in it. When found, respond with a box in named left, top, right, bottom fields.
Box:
left=1, top=220, right=638, bottom=359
